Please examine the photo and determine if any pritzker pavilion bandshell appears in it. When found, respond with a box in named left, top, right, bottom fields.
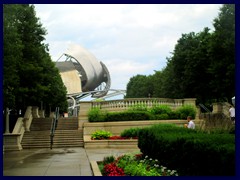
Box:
left=55, top=44, right=111, bottom=112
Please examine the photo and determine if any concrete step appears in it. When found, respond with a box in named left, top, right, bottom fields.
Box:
left=22, top=117, right=83, bottom=149
left=22, top=144, right=84, bottom=149
left=22, top=134, right=83, bottom=149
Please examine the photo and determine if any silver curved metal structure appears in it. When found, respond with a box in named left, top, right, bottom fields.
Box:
left=55, top=44, right=111, bottom=101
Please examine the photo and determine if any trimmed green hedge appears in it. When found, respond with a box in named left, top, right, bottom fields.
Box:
left=88, top=109, right=152, bottom=122
left=88, top=105, right=196, bottom=122
left=120, top=127, right=141, bottom=138
left=104, top=111, right=151, bottom=122
left=138, top=124, right=235, bottom=176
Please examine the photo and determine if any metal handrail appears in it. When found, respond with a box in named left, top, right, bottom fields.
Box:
left=199, top=103, right=211, bottom=113
left=50, top=107, right=59, bottom=149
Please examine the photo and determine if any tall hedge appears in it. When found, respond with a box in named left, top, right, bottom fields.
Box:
left=138, top=124, right=235, bottom=176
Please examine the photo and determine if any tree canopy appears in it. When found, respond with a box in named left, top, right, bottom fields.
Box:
left=3, top=4, right=68, bottom=113
left=125, top=4, right=235, bottom=106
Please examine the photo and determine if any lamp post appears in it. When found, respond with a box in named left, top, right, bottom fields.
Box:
left=232, top=96, right=235, bottom=107
left=5, top=108, right=11, bottom=134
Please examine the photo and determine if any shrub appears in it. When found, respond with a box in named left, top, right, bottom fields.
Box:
left=149, top=105, right=172, bottom=115
left=103, top=155, right=116, bottom=165
left=87, top=105, right=197, bottom=122
left=88, top=107, right=105, bottom=122
left=120, top=127, right=141, bottom=138
left=138, top=124, right=235, bottom=176
left=91, top=130, right=112, bottom=140
left=104, top=111, right=151, bottom=122
left=168, top=111, right=180, bottom=119
left=154, top=113, right=169, bottom=120
left=175, top=105, right=196, bottom=119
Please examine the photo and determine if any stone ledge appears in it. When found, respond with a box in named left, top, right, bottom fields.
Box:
left=84, top=136, right=139, bottom=149
left=3, top=133, right=23, bottom=151
left=83, top=120, right=203, bottom=136
left=90, top=161, right=102, bottom=176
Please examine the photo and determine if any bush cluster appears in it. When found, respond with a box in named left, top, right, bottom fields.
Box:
left=88, top=104, right=196, bottom=122
left=91, top=130, right=112, bottom=140
left=120, top=127, right=141, bottom=138
left=138, top=124, right=235, bottom=176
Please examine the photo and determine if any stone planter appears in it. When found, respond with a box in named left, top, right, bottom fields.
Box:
left=90, top=161, right=102, bottom=176
left=84, top=136, right=139, bottom=149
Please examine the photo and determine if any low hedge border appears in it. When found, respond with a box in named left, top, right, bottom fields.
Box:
left=88, top=105, right=197, bottom=122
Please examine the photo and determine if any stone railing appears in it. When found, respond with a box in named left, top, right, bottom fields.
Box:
left=4, top=116, right=25, bottom=152
left=211, top=102, right=231, bottom=118
left=79, top=98, right=197, bottom=122
left=3, top=106, right=41, bottom=151
left=24, top=106, right=33, bottom=131
left=92, top=98, right=196, bottom=111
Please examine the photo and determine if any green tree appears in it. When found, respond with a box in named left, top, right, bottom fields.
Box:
left=166, top=28, right=213, bottom=102
left=3, top=4, right=68, bottom=113
left=125, top=74, right=153, bottom=98
left=3, top=4, right=23, bottom=108
left=208, top=4, right=235, bottom=102
left=125, top=4, right=235, bottom=106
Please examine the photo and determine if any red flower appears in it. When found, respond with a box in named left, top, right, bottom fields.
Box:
left=103, top=163, right=125, bottom=176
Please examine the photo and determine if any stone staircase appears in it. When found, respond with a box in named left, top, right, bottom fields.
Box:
left=21, top=117, right=83, bottom=149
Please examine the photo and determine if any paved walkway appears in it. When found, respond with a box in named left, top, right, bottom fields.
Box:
left=3, top=147, right=140, bottom=176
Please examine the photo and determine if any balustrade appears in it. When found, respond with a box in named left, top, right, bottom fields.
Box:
left=90, top=98, right=192, bottom=111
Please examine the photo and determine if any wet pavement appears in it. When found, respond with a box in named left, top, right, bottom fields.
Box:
left=3, top=147, right=140, bottom=176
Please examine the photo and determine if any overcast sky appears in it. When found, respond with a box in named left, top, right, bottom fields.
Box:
left=34, top=4, right=222, bottom=99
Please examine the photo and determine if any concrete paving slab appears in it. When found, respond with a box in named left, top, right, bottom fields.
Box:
left=3, top=147, right=140, bottom=176
left=3, top=147, right=92, bottom=176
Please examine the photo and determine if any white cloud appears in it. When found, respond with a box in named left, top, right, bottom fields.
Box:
left=34, top=4, right=222, bottom=98
left=101, top=58, right=159, bottom=90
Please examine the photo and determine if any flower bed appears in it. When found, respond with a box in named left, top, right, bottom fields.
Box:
left=85, top=129, right=139, bottom=148
left=84, top=135, right=138, bottom=149
left=90, top=129, right=138, bottom=140
left=97, top=153, right=178, bottom=176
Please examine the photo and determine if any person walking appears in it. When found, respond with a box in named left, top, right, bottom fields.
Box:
left=229, top=105, right=235, bottom=124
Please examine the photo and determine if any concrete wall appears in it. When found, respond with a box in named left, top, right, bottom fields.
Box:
left=83, top=119, right=203, bottom=149
left=83, top=119, right=203, bottom=136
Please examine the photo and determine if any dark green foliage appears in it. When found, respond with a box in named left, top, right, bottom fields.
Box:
left=88, top=108, right=152, bottom=122
left=125, top=4, right=235, bottom=105
left=175, top=105, right=196, bottom=119
left=125, top=75, right=153, bottom=98
left=88, top=104, right=196, bottom=122
left=120, top=127, right=141, bottom=138
left=154, top=113, right=169, bottom=120
left=149, top=105, right=172, bottom=115
left=3, top=4, right=68, bottom=113
left=103, top=156, right=116, bottom=165
left=87, top=108, right=105, bottom=122
left=138, top=124, right=235, bottom=176
left=104, top=111, right=151, bottom=122
left=207, top=4, right=235, bottom=102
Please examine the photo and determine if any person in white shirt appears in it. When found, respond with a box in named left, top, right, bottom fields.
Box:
left=184, top=116, right=195, bottom=129
left=229, top=105, right=235, bottom=124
